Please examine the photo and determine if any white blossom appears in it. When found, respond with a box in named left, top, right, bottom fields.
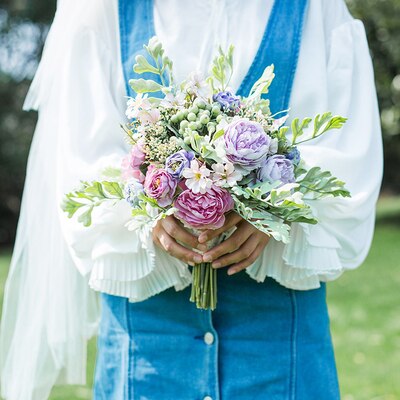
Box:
left=126, top=93, right=152, bottom=119
left=212, top=162, right=242, bottom=187
left=182, top=159, right=213, bottom=194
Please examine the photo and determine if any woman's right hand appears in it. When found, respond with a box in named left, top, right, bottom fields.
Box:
left=152, top=215, right=208, bottom=265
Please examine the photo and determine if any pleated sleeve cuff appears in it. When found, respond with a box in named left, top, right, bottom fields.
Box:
left=246, top=222, right=344, bottom=290
left=89, top=244, right=192, bottom=302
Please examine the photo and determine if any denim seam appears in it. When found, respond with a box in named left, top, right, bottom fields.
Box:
left=289, top=290, right=298, bottom=400
left=208, top=310, right=220, bottom=400
left=126, top=299, right=134, bottom=400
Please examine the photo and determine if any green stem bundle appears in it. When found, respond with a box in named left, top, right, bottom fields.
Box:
left=190, top=262, right=217, bottom=310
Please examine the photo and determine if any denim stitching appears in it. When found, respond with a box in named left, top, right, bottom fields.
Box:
left=289, top=289, right=298, bottom=400
left=208, top=309, right=220, bottom=400
left=125, top=299, right=134, bottom=400
left=118, top=0, right=129, bottom=96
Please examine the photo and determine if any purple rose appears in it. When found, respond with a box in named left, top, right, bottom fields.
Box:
left=174, top=186, right=234, bottom=229
left=224, top=118, right=272, bottom=171
left=144, top=165, right=177, bottom=207
left=213, top=91, right=241, bottom=111
left=165, top=150, right=195, bottom=179
left=257, top=155, right=295, bottom=184
left=286, top=147, right=301, bottom=165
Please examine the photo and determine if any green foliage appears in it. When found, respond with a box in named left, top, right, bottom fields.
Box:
left=129, top=36, right=174, bottom=93
left=290, top=112, right=347, bottom=145
left=207, top=45, right=234, bottom=92
left=297, top=166, right=351, bottom=198
left=129, top=78, right=163, bottom=93
left=62, top=181, right=124, bottom=227
left=246, top=65, right=275, bottom=105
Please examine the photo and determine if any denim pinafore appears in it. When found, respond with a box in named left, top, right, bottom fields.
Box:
left=93, top=1, right=341, bottom=399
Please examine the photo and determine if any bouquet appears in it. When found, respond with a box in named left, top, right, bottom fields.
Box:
left=62, top=37, right=350, bottom=310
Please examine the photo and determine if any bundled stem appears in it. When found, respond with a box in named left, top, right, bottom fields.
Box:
left=190, top=262, right=217, bottom=310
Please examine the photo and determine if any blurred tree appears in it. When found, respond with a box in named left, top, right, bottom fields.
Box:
left=0, top=0, right=399, bottom=245
left=0, top=1, right=55, bottom=244
left=347, top=0, right=400, bottom=193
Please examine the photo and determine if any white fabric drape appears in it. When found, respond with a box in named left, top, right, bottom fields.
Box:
left=0, top=0, right=383, bottom=399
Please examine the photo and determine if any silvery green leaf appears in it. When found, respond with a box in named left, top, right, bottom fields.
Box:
left=212, top=129, right=224, bottom=141
left=290, top=117, right=312, bottom=144
left=129, top=78, right=163, bottom=93
left=77, top=206, right=94, bottom=227
left=292, top=113, right=347, bottom=145
left=133, top=55, right=159, bottom=75
left=298, top=166, right=351, bottom=198
left=247, top=65, right=275, bottom=101
left=251, top=218, right=290, bottom=243
left=145, top=36, right=164, bottom=59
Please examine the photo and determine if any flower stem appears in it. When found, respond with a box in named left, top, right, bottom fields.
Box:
left=190, top=262, right=217, bottom=311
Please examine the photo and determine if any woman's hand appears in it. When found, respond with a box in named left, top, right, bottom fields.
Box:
left=198, top=213, right=270, bottom=275
left=152, top=215, right=208, bottom=265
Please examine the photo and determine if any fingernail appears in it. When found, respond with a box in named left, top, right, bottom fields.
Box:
left=197, top=244, right=208, bottom=252
left=198, top=235, right=207, bottom=243
left=203, top=254, right=212, bottom=263
left=212, top=262, right=221, bottom=268
left=227, top=268, right=236, bottom=275
left=194, top=255, right=203, bottom=264
left=188, top=261, right=195, bottom=267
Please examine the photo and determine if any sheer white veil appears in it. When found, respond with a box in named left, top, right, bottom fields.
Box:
left=0, top=1, right=100, bottom=399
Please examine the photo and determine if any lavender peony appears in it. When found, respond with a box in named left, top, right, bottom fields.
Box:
left=165, top=150, right=195, bottom=179
left=174, top=186, right=234, bottom=229
left=224, top=118, right=272, bottom=171
left=213, top=91, right=241, bottom=111
left=144, top=165, right=177, bottom=207
left=257, top=155, right=295, bottom=184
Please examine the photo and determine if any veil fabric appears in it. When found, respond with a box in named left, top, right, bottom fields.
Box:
left=0, top=2, right=101, bottom=399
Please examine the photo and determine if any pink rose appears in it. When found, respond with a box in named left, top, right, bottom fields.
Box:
left=121, top=140, right=146, bottom=182
left=174, top=186, right=234, bottom=229
left=129, top=140, right=146, bottom=169
left=144, top=165, right=177, bottom=207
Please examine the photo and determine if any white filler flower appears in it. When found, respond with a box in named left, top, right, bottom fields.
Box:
left=182, top=159, right=213, bottom=194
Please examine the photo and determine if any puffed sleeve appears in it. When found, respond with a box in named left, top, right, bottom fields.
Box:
left=246, top=19, right=383, bottom=288
left=47, top=25, right=191, bottom=301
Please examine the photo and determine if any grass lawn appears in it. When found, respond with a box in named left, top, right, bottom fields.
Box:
left=0, top=197, right=399, bottom=399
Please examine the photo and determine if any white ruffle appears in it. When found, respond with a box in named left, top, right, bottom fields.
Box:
left=89, top=246, right=192, bottom=302
left=246, top=222, right=344, bottom=290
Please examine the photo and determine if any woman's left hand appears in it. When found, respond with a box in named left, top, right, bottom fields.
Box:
left=197, top=213, right=270, bottom=275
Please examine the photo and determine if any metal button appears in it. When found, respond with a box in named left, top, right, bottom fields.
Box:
left=204, top=396, right=213, bottom=400
left=204, top=332, right=214, bottom=345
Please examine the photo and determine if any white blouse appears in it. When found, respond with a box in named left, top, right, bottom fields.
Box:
left=29, top=0, right=383, bottom=301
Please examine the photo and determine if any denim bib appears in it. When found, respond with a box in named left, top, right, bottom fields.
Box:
left=93, top=2, right=341, bottom=399
left=119, top=0, right=308, bottom=113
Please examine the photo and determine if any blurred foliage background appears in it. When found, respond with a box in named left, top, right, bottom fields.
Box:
left=0, top=0, right=399, bottom=244
left=0, top=1, right=399, bottom=399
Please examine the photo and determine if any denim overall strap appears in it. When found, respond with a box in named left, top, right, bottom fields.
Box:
left=236, top=0, right=309, bottom=114
left=118, top=0, right=157, bottom=97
